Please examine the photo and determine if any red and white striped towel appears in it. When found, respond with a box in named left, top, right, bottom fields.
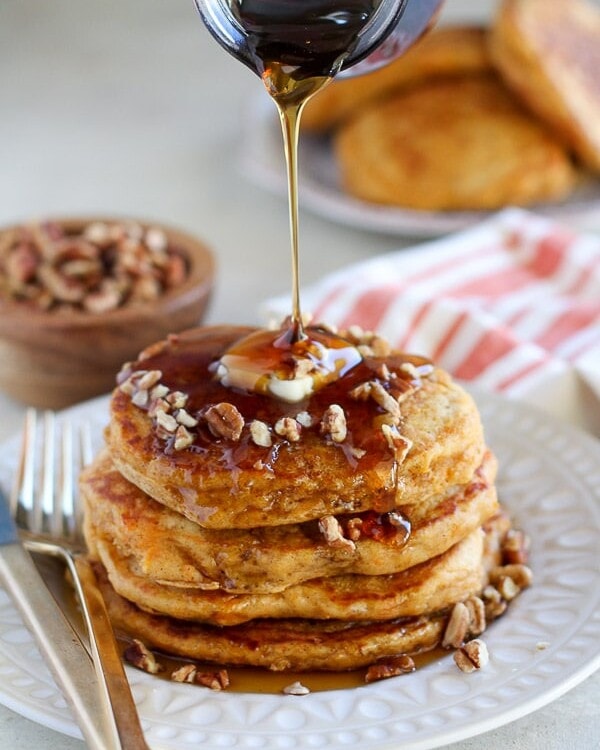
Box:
left=263, top=209, right=600, bottom=434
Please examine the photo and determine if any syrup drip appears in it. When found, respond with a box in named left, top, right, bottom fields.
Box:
left=220, top=1, right=384, bottom=350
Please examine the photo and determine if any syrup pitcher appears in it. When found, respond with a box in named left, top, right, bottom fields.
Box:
left=193, top=1, right=444, bottom=81
left=192, top=0, right=444, bottom=343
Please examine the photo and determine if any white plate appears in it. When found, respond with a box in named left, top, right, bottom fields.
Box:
left=241, top=99, right=600, bottom=238
left=0, top=390, right=599, bottom=750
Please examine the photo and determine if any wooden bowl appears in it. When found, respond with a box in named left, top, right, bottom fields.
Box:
left=0, top=217, right=215, bottom=409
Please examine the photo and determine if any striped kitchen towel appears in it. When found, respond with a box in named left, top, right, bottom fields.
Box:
left=263, top=209, right=600, bottom=434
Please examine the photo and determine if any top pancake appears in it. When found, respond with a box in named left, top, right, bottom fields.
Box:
left=302, top=25, right=492, bottom=132
left=490, top=0, right=600, bottom=171
left=106, top=325, right=486, bottom=529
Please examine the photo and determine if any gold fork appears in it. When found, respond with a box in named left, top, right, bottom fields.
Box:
left=13, top=408, right=151, bottom=750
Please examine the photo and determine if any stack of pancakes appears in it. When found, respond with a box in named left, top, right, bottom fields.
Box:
left=81, top=324, right=515, bottom=673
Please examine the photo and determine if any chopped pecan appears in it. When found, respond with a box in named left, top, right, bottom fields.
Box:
left=454, top=639, right=489, bottom=673
left=365, top=655, right=415, bottom=683
left=502, top=529, right=530, bottom=565
left=195, top=669, right=230, bottom=690
left=274, top=416, right=301, bottom=442
left=0, top=219, right=190, bottom=313
left=156, top=409, right=178, bottom=434
left=37, top=264, right=86, bottom=303
left=250, top=419, right=272, bottom=447
left=173, top=425, right=194, bottom=451
left=150, top=383, right=170, bottom=400
left=148, top=397, right=170, bottom=418
left=165, top=254, right=188, bottom=287
left=320, top=404, right=347, bottom=443
left=375, top=362, right=392, bottom=381
left=346, top=517, right=363, bottom=541
left=282, top=681, right=310, bottom=695
left=145, top=227, right=168, bottom=253
left=205, top=403, right=244, bottom=441
left=464, top=596, right=486, bottom=636
left=495, top=576, right=521, bottom=601
left=175, top=408, right=199, bottom=428
left=131, top=388, right=150, bottom=408
left=5, top=242, right=39, bottom=284
left=83, top=221, right=113, bottom=247
left=482, top=585, right=508, bottom=620
left=171, top=664, right=198, bottom=683
left=124, top=639, right=164, bottom=674
left=349, top=382, right=374, bottom=401
left=442, top=602, right=470, bottom=649
left=398, top=362, right=421, bottom=379
left=83, top=282, right=122, bottom=313
left=350, top=380, right=400, bottom=422
left=380, top=424, right=412, bottom=461
left=166, top=390, right=188, bottom=409
left=136, top=370, right=162, bottom=390
left=369, top=381, right=400, bottom=420
left=295, top=410, right=312, bottom=428
left=369, top=335, right=392, bottom=357
left=490, top=563, right=533, bottom=590
left=318, top=515, right=355, bottom=551
left=345, top=324, right=369, bottom=344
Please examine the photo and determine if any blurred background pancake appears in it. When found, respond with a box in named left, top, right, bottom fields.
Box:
left=490, top=0, right=600, bottom=171
left=334, top=74, right=577, bottom=211
left=294, top=1, right=600, bottom=215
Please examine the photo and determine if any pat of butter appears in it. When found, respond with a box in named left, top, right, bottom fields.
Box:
left=216, top=356, right=314, bottom=403
left=267, top=374, right=313, bottom=402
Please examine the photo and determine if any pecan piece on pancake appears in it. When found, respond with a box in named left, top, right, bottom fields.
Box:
left=205, top=402, right=244, bottom=441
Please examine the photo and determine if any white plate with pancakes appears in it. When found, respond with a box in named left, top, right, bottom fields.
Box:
left=0, top=388, right=599, bottom=749
left=241, top=98, right=600, bottom=239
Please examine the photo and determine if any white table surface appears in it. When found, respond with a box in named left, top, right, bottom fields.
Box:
left=0, top=1, right=598, bottom=748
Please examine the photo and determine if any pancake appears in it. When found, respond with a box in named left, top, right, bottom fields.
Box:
left=105, top=325, right=486, bottom=529
left=87, top=526, right=485, bottom=626
left=96, top=567, right=447, bottom=672
left=490, top=0, right=600, bottom=171
left=334, top=73, right=577, bottom=211
left=91, top=512, right=512, bottom=672
left=81, top=448, right=498, bottom=593
left=302, top=25, right=492, bottom=132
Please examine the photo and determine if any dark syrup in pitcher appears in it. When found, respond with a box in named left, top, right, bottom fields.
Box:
left=229, top=0, right=386, bottom=79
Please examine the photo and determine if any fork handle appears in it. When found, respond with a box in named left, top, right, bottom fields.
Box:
left=72, top=555, right=151, bottom=750
left=0, top=543, right=120, bottom=750
left=25, top=541, right=151, bottom=750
